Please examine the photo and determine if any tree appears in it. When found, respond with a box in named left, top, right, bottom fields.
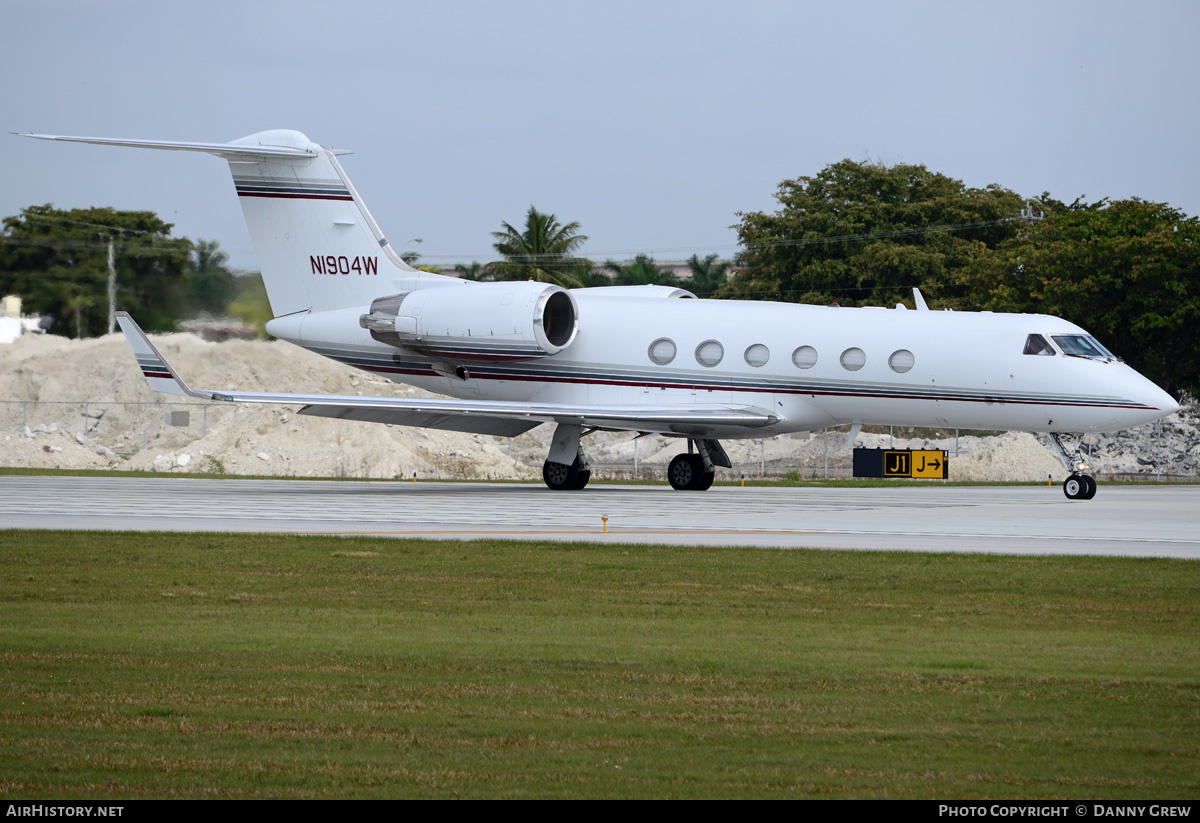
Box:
left=181, top=239, right=238, bottom=317
left=685, top=253, right=731, bottom=297
left=959, top=197, right=1200, bottom=394
left=0, top=205, right=193, bottom=337
left=724, top=160, right=1026, bottom=307
left=603, top=254, right=680, bottom=288
left=573, top=269, right=619, bottom=288
left=454, top=261, right=486, bottom=281
left=484, top=206, right=592, bottom=289
left=227, top=272, right=272, bottom=338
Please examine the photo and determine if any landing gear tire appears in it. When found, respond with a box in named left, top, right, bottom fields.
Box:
left=1064, top=473, right=1097, bottom=500
left=543, top=460, right=579, bottom=491
left=543, top=458, right=589, bottom=491
left=668, top=454, right=712, bottom=491
left=667, top=454, right=696, bottom=490
left=1050, top=433, right=1098, bottom=501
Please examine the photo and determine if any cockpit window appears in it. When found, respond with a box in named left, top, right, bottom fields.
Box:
left=1023, top=334, right=1055, bottom=356
left=1052, top=334, right=1113, bottom=359
left=1088, top=336, right=1117, bottom=359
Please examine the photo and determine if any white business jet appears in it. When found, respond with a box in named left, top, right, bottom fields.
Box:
left=21, top=130, right=1179, bottom=499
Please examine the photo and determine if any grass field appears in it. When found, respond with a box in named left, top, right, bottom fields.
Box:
left=1, top=530, right=1198, bottom=799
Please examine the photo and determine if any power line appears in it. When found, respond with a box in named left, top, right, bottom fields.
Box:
left=0, top=235, right=190, bottom=257
left=17, top=213, right=156, bottom=235
left=1, top=213, right=1022, bottom=266
left=418, top=217, right=1018, bottom=264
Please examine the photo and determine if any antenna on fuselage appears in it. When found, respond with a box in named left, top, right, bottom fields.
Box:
left=912, top=287, right=930, bottom=311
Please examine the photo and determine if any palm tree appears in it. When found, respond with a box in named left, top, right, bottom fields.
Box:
left=685, top=253, right=731, bottom=298
left=485, top=206, right=592, bottom=289
left=454, top=261, right=486, bottom=281
left=603, top=254, right=680, bottom=288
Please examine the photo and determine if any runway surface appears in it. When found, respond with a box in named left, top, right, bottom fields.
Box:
left=2, top=476, right=1199, bottom=558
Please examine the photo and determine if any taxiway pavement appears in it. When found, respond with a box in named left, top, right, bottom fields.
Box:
left=1, top=476, right=1198, bottom=558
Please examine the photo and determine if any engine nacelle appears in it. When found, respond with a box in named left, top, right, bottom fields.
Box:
left=359, top=280, right=579, bottom=361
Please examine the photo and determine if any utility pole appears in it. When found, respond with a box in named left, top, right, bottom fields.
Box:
left=106, top=238, right=117, bottom=335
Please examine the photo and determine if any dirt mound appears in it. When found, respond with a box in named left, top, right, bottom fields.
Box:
left=3, top=332, right=1196, bottom=482
left=1, top=332, right=531, bottom=480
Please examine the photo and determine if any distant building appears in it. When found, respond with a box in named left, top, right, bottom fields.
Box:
left=179, top=317, right=259, bottom=342
left=0, top=295, right=47, bottom=344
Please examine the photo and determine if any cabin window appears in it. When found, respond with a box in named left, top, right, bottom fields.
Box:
left=840, top=347, right=866, bottom=371
left=744, top=344, right=770, bottom=368
left=792, top=345, right=818, bottom=369
left=888, top=349, right=915, bottom=373
left=648, top=338, right=676, bottom=365
left=1023, top=334, right=1055, bottom=356
left=1052, top=334, right=1113, bottom=359
left=695, top=340, right=724, bottom=367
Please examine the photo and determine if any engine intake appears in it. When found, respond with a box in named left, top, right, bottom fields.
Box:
left=360, top=280, right=579, bottom=361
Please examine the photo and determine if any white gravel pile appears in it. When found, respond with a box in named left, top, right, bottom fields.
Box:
left=2, top=331, right=1196, bottom=482
left=1, top=331, right=531, bottom=480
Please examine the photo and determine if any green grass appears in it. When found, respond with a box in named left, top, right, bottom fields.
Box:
left=2, top=531, right=1198, bottom=798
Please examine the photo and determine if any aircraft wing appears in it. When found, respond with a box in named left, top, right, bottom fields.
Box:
left=117, top=312, right=779, bottom=438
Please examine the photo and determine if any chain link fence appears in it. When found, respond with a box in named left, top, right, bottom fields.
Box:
left=1, top=398, right=237, bottom=458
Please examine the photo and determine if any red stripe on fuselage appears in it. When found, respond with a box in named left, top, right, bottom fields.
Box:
left=347, top=363, right=1156, bottom=411
left=236, top=192, right=353, bottom=201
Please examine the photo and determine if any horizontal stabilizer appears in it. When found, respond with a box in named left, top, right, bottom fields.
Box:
left=17, top=133, right=319, bottom=159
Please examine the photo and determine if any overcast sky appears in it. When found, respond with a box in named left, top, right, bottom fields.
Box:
left=4, top=0, right=1198, bottom=270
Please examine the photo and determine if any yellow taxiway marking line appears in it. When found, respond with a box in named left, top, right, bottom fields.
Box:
left=266, top=529, right=831, bottom=536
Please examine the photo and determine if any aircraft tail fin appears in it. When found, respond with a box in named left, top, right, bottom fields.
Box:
left=21, top=130, right=449, bottom=317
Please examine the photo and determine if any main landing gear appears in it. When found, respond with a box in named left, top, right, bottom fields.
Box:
left=541, top=423, right=593, bottom=490
left=667, top=453, right=713, bottom=491
left=539, top=426, right=731, bottom=492
left=1049, top=432, right=1098, bottom=501
left=542, top=455, right=591, bottom=490
left=667, top=438, right=730, bottom=491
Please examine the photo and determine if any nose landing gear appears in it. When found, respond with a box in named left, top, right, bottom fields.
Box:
left=1063, top=472, right=1097, bottom=500
left=1049, top=433, right=1098, bottom=501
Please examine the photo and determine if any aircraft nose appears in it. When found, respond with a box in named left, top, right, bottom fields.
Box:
left=1133, top=374, right=1178, bottom=419
left=1158, top=388, right=1180, bottom=417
